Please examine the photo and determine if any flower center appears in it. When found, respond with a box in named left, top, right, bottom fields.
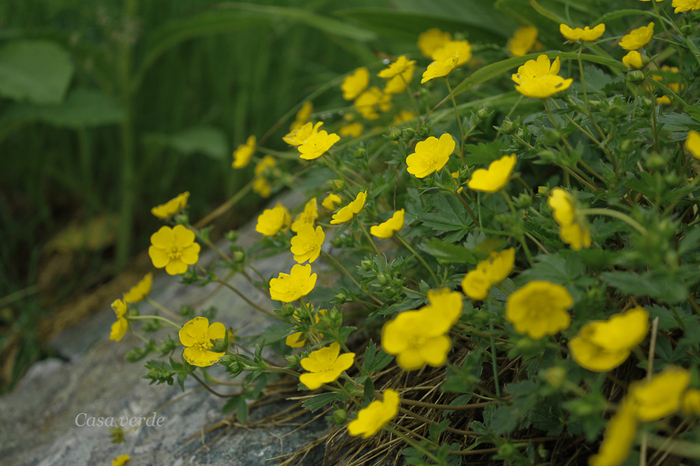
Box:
left=194, top=339, right=213, bottom=351
left=168, top=246, right=183, bottom=259
left=408, top=335, right=427, bottom=348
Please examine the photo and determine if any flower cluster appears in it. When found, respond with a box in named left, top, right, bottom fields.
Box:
left=548, top=188, right=591, bottom=251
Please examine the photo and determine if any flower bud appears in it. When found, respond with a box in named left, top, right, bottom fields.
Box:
left=335, top=291, right=347, bottom=303
left=376, top=273, right=389, bottom=285
left=514, top=193, right=532, bottom=209
left=627, top=70, right=645, bottom=85
left=280, top=303, right=297, bottom=317
left=332, top=409, right=347, bottom=424
left=645, top=152, right=666, bottom=170
left=233, top=251, right=245, bottom=263
left=361, top=259, right=373, bottom=270
left=543, top=128, right=562, bottom=145
left=389, top=127, right=402, bottom=141
left=477, top=106, right=489, bottom=119
left=225, top=230, right=238, bottom=242
left=417, top=124, right=432, bottom=138
left=285, top=354, right=301, bottom=366
left=544, top=366, right=567, bottom=388
left=354, top=145, right=367, bottom=159
left=537, top=150, right=556, bottom=163
left=664, top=171, right=679, bottom=186
left=402, top=128, right=415, bottom=139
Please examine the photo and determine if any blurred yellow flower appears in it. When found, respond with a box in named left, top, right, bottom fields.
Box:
left=588, top=399, right=637, bottom=466
left=392, top=110, right=417, bottom=125
left=406, top=133, right=455, bottom=178
left=255, top=203, right=291, bottom=237
left=682, top=389, right=700, bottom=416
left=420, top=56, right=458, bottom=84
left=512, top=55, right=573, bottom=99
left=461, top=268, right=491, bottom=301
left=560, top=23, right=605, bottom=42
left=124, top=272, right=153, bottom=304
left=112, top=455, right=131, bottom=466
left=339, top=121, right=363, bottom=137
left=629, top=367, right=690, bottom=421
left=673, top=0, right=700, bottom=13
left=505, top=281, right=572, bottom=339
left=299, top=342, right=355, bottom=390
left=341, top=67, right=370, bottom=101
left=148, top=225, right=200, bottom=275
left=291, top=198, right=318, bottom=233
left=685, top=130, right=700, bottom=159
left=507, top=26, right=538, bottom=56
left=383, top=62, right=415, bottom=94
left=548, top=188, right=591, bottom=250
left=467, top=154, right=517, bottom=193
left=432, top=40, right=472, bottom=66
left=370, top=209, right=405, bottom=238
left=424, top=288, right=463, bottom=327
left=290, top=101, right=312, bottom=132
left=178, top=316, right=226, bottom=367
left=232, top=135, right=256, bottom=169
left=418, top=28, right=452, bottom=57
left=298, top=130, right=340, bottom=160
left=269, top=264, right=317, bottom=303
left=252, top=155, right=278, bottom=198
left=151, top=191, right=189, bottom=219
left=354, top=87, right=392, bottom=120
left=461, top=249, right=515, bottom=300
left=322, top=193, right=342, bottom=210
left=290, top=224, right=325, bottom=264
left=331, top=191, right=367, bottom=224
left=619, top=22, right=654, bottom=50
left=569, top=307, right=649, bottom=372
left=622, top=50, right=644, bottom=69
left=378, top=55, right=416, bottom=79
left=283, top=121, right=323, bottom=146
left=348, top=389, right=400, bottom=438
left=110, top=298, right=128, bottom=342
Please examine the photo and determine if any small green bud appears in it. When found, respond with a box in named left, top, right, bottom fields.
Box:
left=335, top=291, right=347, bottom=303
left=174, top=213, right=189, bottom=225
left=627, top=70, right=645, bottom=85
left=544, top=366, right=567, bottom=388
left=645, top=152, right=666, bottom=170
left=333, top=179, right=345, bottom=192
left=498, top=117, right=517, bottom=135
left=376, top=273, right=389, bottom=285
left=498, top=443, right=517, bottom=458
left=354, top=145, right=367, bottom=159
left=537, top=150, right=556, bottom=163
left=664, top=171, right=679, bottom=186
left=514, top=193, right=532, bottom=209
left=402, top=127, right=415, bottom=138
left=477, top=106, right=489, bottom=119
left=285, top=354, right=301, bottom=366
left=361, top=259, right=373, bottom=270
left=681, top=24, right=694, bottom=36
left=417, top=124, right=432, bottom=138
left=280, top=303, right=297, bottom=317
left=537, top=185, right=550, bottom=197
left=233, top=251, right=245, bottom=263
left=389, top=127, right=402, bottom=141
left=390, top=277, right=404, bottom=287
left=225, top=230, right=238, bottom=242
left=543, top=128, right=562, bottom=145
left=620, top=139, right=634, bottom=153
left=332, top=409, right=347, bottom=424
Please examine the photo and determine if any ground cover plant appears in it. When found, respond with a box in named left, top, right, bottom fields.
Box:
left=108, top=0, right=700, bottom=464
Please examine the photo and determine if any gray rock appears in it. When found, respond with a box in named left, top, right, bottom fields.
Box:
left=0, top=191, right=336, bottom=466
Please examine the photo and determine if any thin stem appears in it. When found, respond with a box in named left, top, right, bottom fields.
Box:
left=356, top=219, right=382, bottom=257
left=194, top=178, right=254, bottom=229
left=321, top=154, right=360, bottom=192
left=444, top=78, right=466, bottom=164
left=578, top=208, right=647, bottom=235
left=196, top=265, right=277, bottom=318
left=385, top=425, right=447, bottom=465
left=145, top=297, right=184, bottom=321
left=321, top=251, right=383, bottom=306
left=454, top=191, right=480, bottom=227
left=128, top=314, right=181, bottom=330
left=190, top=373, right=236, bottom=398
left=395, top=233, right=439, bottom=286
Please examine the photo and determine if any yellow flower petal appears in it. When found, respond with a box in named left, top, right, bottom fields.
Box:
left=330, top=191, right=367, bottom=224
left=685, top=130, right=700, bottom=159
left=505, top=281, right=572, bottom=339
left=370, top=209, right=405, bottom=238
left=619, top=22, right=654, bottom=50
left=341, top=67, right=370, bottom=101
left=406, top=133, right=455, bottom=178
left=467, top=154, right=517, bottom=193
left=151, top=192, right=189, bottom=219
left=347, top=389, right=400, bottom=438
left=232, top=136, right=256, bottom=169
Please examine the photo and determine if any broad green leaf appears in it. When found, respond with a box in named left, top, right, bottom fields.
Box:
left=419, top=238, right=477, bottom=265
left=144, top=126, right=229, bottom=160
left=2, top=88, right=124, bottom=128
left=601, top=271, right=688, bottom=304
left=302, top=392, right=348, bottom=412
left=0, top=40, right=73, bottom=104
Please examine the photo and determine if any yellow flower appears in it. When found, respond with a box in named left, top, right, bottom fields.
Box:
left=673, top=0, right=700, bottom=13
left=348, top=389, right=400, bottom=438
left=392, top=110, right=417, bottom=125
left=341, top=67, right=370, bottom=101
left=629, top=367, right=690, bottom=421
left=110, top=298, right=128, bottom=342
left=461, top=249, right=515, bottom=300
left=424, top=288, right=463, bottom=327
left=505, top=281, right=572, bottom=339
left=283, top=121, right=323, bottom=146
left=378, top=55, right=416, bottom=79
left=370, top=209, right=405, bottom=238
left=406, top=133, right=455, bottom=178
left=383, top=63, right=415, bottom=95
left=299, top=342, right=355, bottom=390
left=178, top=316, right=226, bottom=367
left=322, top=193, right=342, bottom=210
left=560, top=23, right=605, bottom=42
left=252, top=155, right=278, bottom=198
left=354, top=87, right=392, bottom=120
left=291, top=198, right=318, bottom=233
left=432, top=40, right=472, bottom=66
left=507, top=26, right=538, bottom=56
left=461, top=269, right=491, bottom=301
left=290, top=102, right=312, bottom=131
left=682, top=389, right=700, bottom=416
left=467, top=154, right=517, bottom=193
left=420, top=56, right=458, bottom=84
left=619, top=22, right=654, bottom=50
left=548, top=188, right=591, bottom=250
left=418, top=28, right=452, bottom=58
left=298, top=130, right=340, bottom=160
left=255, top=203, right=291, bottom=236
left=291, top=224, right=325, bottom=264
left=124, top=273, right=153, bottom=304
left=148, top=225, right=200, bottom=275
left=686, top=130, right=700, bottom=159
left=286, top=308, right=328, bottom=348
left=151, top=191, right=189, bottom=219
left=232, top=135, right=256, bottom=169
left=112, top=455, right=131, bottom=466
left=331, top=191, right=367, bottom=224
left=269, top=264, right=317, bottom=303
left=339, top=122, right=363, bottom=137
left=622, top=51, right=644, bottom=69
left=512, top=55, right=573, bottom=99
left=569, top=307, right=649, bottom=372
left=588, top=399, right=638, bottom=466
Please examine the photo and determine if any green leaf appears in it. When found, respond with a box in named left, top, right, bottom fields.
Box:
left=465, top=140, right=509, bottom=165
left=145, top=126, right=229, bottom=160
left=418, top=194, right=470, bottom=235
left=361, top=340, right=394, bottom=374
left=302, top=392, right=348, bottom=412
left=419, top=238, right=477, bottom=265
left=2, top=88, right=124, bottom=128
left=601, top=271, right=688, bottom=304
left=0, top=40, right=73, bottom=104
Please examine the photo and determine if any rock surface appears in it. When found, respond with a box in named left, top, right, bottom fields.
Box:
left=0, top=191, right=334, bottom=466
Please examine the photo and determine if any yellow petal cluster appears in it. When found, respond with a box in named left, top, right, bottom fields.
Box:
left=588, top=399, right=638, bottom=466
left=286, top=308, right=327, bottom=348
left=378, top=55, right=416, bottom=79
left=467, top=154, right=517, bottom=193
left=148, top=225, right=200, bottom=275
left=283, top=121, right=323, bottom=146
left=232, top=135, right=256, bottom=169
left=418, top=28, right=451, bottom=58
left=341, top=68, right=370, bottom=101
left=370, top=209, right=405, bottom=238
left=672, top=0, right=700, bottom=13
left=560, top=23, right=605, bottom=42
left=432, top=40, right=472, bottom=66
left=507, top=26, right=538, bottom=57
left=252, top=155, right=278, bottom=198
left=178, top=316, right=226, bottom=367
left=255, top=203, right=291, bottom=236
left=512, top=55, right=573, bottom=99
left=461, top=249, right=515, bottom=300
left=682, top=389, right=700, bottom=415
left=110, top=298, right=128, bottom=342
left=382, top=289, right=462, bottom=371
left=622, top=51, right=644, bottom=69
left=331, top=191, right=367, bottom=224
left=298, top=130, right=340, bottom=160
left=339, top=121, right=363, bottom=137
left=619, top=22, right=654, bottom=50
left=290, top=224, right=325, bottom=264
left=420, top=56, right=459, bottom=84
left=406, top=133, right=455, bottom=178
left=322, top=193, right=342, bottom=210
left=112, top=455, right=131, bottom=466
left=348, top=389, right=400, bottom=438
left=569, top=307, right=649, bottom=372
left=289, top=101, right=312, bottom=132
left=354, top=87, right=392, bottom=120
left=151, top=192, right=189, bottom=219
left=269, top=264, right=317, bottom=303
left=291, top=198, right=318, bottom=232
left=629, top=367, right=690, bottom=421
left=299, top=342, right=355, bottom=390
left=685, top=130, right=700, bottom=159
left=505, top=281, right=572, bottom=339
left=548, top=188, right=591, bottom=250
left=124, top=272, right=153, bottom=304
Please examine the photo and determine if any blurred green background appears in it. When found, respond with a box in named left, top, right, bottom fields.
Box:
left=0, top=0, right=573, bottom=391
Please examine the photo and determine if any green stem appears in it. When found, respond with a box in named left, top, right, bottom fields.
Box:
left=193, top=178, right=254, bottom=229
left=321, top=251, right=383, bottom=306
left=384, top=426, right=447, bottom=465
left=128, top=314, right=181, bottom=330
left=145, top=297, right=183, bottom=321
left=196, top=265, right=277, bottom=318
left=488, top=300, right=501, bottom=399
left=454, top=191, right=480, bottom=227
left=395, top=233, right=439, bottom=286
left=356, top=219, right=382, bottom=257
left=444, top=78, right=466, bottom=165
left=578, top=208, right=647, bottom=235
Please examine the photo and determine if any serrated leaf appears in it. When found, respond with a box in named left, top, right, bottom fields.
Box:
left=419, top=238, right=477, bottom=265
left=601, top=271, right=688, bottom=304
left=0, top=40, right=73, bottom=104
left=302, top=392, right=348, bottom=412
